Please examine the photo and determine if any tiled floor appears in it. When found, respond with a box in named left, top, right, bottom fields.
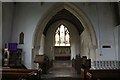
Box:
left=53, top=60, right=72, bottom=68
left=41, top=60, right=80, bottom=79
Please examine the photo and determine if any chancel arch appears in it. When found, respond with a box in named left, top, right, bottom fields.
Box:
left=33, top=2, right=98, bottom=67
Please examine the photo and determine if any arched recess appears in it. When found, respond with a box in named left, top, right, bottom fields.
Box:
left=33, top=2, right=98, bottom=65
left=45, top=20, right=80, bottom=60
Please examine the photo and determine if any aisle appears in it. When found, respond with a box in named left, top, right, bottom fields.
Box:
left=41, top=60, right=81, bottom=80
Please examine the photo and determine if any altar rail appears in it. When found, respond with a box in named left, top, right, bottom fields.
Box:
left=89, top=60, right=120, bottom=79
left=92, top=60, right=120, bottom=70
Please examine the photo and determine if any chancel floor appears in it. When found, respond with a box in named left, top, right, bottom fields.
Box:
left=41, top=60, right=81, bottom=80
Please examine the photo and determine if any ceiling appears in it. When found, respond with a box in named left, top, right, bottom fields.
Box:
left=43, top=9, right=84, bottom=36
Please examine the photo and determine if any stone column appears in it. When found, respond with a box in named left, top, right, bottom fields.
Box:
left=39, top=34, right=45, bottom=55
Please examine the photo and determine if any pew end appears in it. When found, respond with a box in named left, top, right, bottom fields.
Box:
left=80, top=69, right=92, bottom=80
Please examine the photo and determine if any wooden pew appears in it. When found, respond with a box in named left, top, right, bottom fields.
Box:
left=72, top=55, right=92, bottom=80
left=89, top=69, right=120, bottom=80
left=72, top=55, right=82, bottom=74
left=34, top=55, right=53, bottom=74
left=40, top=58, right=53, bottom=74
left=0, top=68, right=41, bottom=80
left=80, top=69, right=92, bottom=80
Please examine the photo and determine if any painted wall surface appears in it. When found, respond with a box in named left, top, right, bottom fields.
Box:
left=45, top=20, right=80, bottom=60
left=118, top=25, right=120, bottom=61
left=11, top=2, right=55, bottom=68
left=96, top=3, right=118, bottom=60
left=0, top=1, right=2, bottom=51
left=113, top=26, right=119, bottom=60
left=2, top=2, right=119, bottom=68
left=75, top=3, right=118, bottom=60
left=2, top=2, right=14, bottom=48
left=0, top=1, right=2, bottom=79
left=118, top=2, right=120, bottom=61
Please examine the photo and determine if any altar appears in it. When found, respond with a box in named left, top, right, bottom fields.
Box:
left=54, top=46, right=71, bottom=60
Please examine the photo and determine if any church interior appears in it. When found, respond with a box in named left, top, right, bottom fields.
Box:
left=0, top=2, right=120, bottom=80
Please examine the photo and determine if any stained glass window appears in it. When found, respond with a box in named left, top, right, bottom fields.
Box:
left=55, top=24, right=70, bottom=46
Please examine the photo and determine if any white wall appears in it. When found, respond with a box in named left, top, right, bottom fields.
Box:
left=3, top=2, right=119, bottom=68
left=118, top=2, right=120, bottom=61
left=96, top=3, right=117, bottom=60
left=118, top=25, right=120, bottom=61
left=11, top=2, right=55, bottom=68
left=0, top=1, right=2, bottom=79
left=2, top=2, right=14, bottom=48
left=45, top=20, right=80, bottom=60
left=1, top=3, right=14, bottom=78
left=75, top=3, right=118, bottom=60
left=113, top=26, right=119, bottom=60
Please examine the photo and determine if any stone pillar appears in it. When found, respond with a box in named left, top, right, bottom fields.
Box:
left=39, top=34, right=45, bottom=55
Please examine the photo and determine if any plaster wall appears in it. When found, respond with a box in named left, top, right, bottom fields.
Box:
left=118, top=2, right=120, bottom=61
left=2, top=2, right=14, bottom=48
left=0, top=1, right=2, bottom=79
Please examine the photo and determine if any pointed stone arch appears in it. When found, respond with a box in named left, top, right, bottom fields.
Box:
left=33, top=2, right=98, bottom=62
